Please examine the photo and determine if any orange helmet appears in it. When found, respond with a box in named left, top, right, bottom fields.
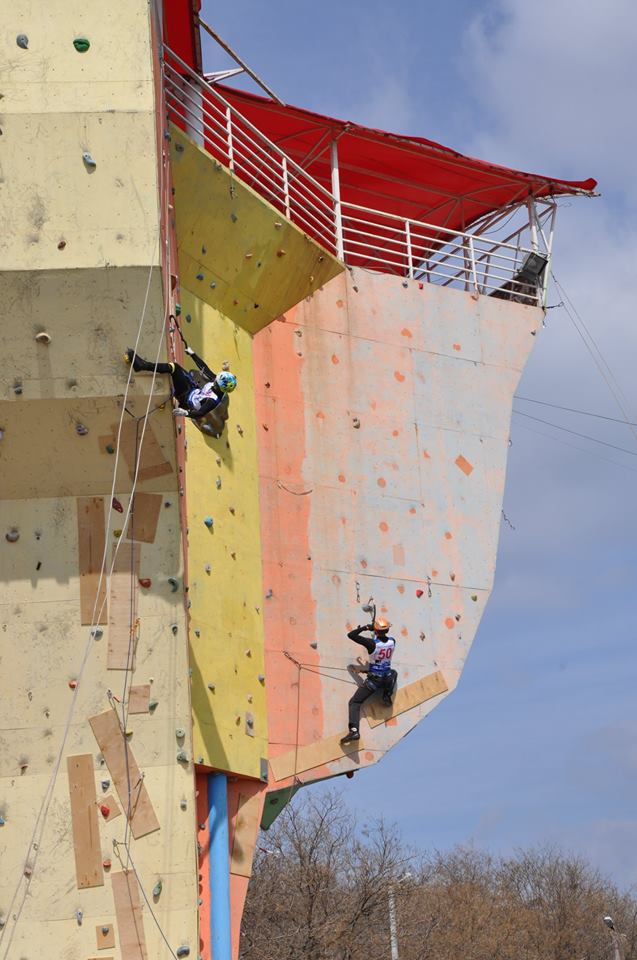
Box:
left=374, top=618, right=391, bottom=632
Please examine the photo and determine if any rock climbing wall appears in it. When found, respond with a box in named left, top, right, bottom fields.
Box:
left=254, top=269, right=543, bottom=802
left=167, top=124, right=343, bottom=959
left=0, top=2, right=198, bottom=956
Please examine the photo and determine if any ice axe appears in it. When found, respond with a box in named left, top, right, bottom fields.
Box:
left=361, top=598, right=376, bottom=628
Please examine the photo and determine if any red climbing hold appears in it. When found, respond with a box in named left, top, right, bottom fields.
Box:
left=112, top=497, right=124, bottom=513
left=103, top=858, right=112, bottom=870
left=68, top=679, right=77, bottom=689
left=100, top=804, right=110, bottom=819
left=139, top=578, right=152, bottom=589
left=416, top=589, right=424, bottom=598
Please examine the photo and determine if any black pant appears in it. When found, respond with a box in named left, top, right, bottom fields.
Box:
left=348, top=671, right=396, bottom=728
left=133, top=356, right=197, bottom=406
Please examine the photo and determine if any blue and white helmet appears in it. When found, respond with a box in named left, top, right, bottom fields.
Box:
left=215, top=371, right=237, bottom=394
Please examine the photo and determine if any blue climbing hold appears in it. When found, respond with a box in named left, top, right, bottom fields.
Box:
left=16, top=34, right=28, bottom=49
left=203, top=517, right=214, bottom=528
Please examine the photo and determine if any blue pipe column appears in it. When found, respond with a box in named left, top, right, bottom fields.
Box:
left=208, top=773, right=232, bottom=960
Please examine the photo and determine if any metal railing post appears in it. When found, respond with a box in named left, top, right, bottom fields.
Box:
left=225, top=106, right=234, bottom=172
left=527, top=197, right=539, bottom=251
left=282, top=156, right=291, bottom=220
left=468, top=236, right=480, bottom=295
left=405, top=220, right=414, bottom=279
left=330, top=140, right=344, bottom=260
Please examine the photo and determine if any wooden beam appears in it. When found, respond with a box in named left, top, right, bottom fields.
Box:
left=76, top=497, right=108, bottom=625
left=89, top=710, right=160, bottom=839
left=66, top=754, right=104, bottom=889
left=112, top=871, right=148, bottom=960
left=107, top=543, right=140, bottom=671
left=366, top=669, right=448, bottom=726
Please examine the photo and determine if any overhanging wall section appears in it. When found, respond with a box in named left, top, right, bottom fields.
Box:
left=254, top=270, right=543, bottom=790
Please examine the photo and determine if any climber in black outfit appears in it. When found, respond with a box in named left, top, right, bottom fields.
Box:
left=341, top=617, right=398, bottom=745
left=124, top=346, right=237, bottom=420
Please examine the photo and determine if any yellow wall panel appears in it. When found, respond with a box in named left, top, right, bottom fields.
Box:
left=179, top=290, right=268, bottom=779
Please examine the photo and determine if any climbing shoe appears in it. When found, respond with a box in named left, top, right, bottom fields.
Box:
left=382, top=692, right=393, bottom=706
left=124, top=348, right=149, bottom=373
left=173, top=407, right=189, bottom=417
left=340, top=728, right=360, bottom=746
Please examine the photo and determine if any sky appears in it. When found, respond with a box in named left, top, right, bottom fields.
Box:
left=199, top=0, right=637, bottom=889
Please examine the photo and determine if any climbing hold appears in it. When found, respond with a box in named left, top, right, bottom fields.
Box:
left=36, top=561, right=42, bottom=571
left=73, top=37, right=90, bottom=52
left=5, top=528, right=19, bottom=543
left=82, top=151, right=97, bottom=169
left=277, top=249, right=287, bottom=257
left=245, top=649, right=252, bottom=657
left=101, top=779, right=110, bottom=791
left=112, top=497, right=123, bottom=513
left=91, top=626, right=103, bottom=640
left=76, top=909, right=83, bottom=925
left=180, top=799, right=188, bottom=810
left=68, top=679, right=77, bottom=690
left=471, top=594, right=478, bottom=602
left=420, top=632, right=426, bottom=642
left=196, top=273, right=204, bottom=281
left=16, top=34, right=29, bottom=49
left=168, top=577, right=179, bottom=592
left=139, top=578, right=152, bottom=589
left=210, top=281, right=216, bottom=289
left=20, top=760, right=28, bottom=773
left=455, top=614, right=461, bottom=621
left=125, top=729, right=133, bottom=739
left=175, top=303, right=182, bottom=315
left=176, top=947, right=190, bottom=958
left=203, top=517, right=214, bottom=528
left=149, top=699, right=159, bottom=711
left=176, top=750, right=188, bottom=763
left=258, top=674, right=265, bottom=683
left=230, top=551, right=236, bottom=560
left=0, top=816, right=5, bottom=826
left=352, top=417, right=361, bottom=429
left=229, top=505, right=236, bottom=514
left=236, top=424, right=244, bottom=436
left=230, top=213, right=238, bottom=222
left=449, top=572, right=456, bottom=582
left=346, top=770, right=354, bottom=779
left=165, top=500, right=172, bottom=507
left=76, top=423, right=89, bottom=436
left=215, top=477, right=222, bottom=489
left=113, top=529, right=122, bottom=538
left=101, top=925, right=111, bottom=937
left=35, top=331, right=51, bottom=345
left=402, top=280, right=409, bottom=288
left=204, top=564, right=212, bottom=574
left=100, top=804, right=110, bottom=819
left=175, top=728, right=185, bottom=739
left=194, top=629, right=201, bottom=637
left=221, top=360, right=231, bottom=372
left=416, top=589, right=424, bottom=598
left=23, top=865, right=32, bottom=878
left=105, top=443, right=115, bottom=454
left=13, top=381, right=23, bottom=395
left=274, top=221, right=283, bottom=229
left=103, top=858, right=112, bottom=870
left=152, top=879, right=163, bottom=898
left=245, top=252, right=253, bottom=260
left=207, top=682, right=215, bottom=691
left=265, top=589, right=273, bottom=600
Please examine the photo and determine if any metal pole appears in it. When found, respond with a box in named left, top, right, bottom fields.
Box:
left=388, top=886, right=399, bottom=960
left=468, top=235, right=480, bottom=296
left=330, top=140, right=344, bottom=260
left=541, top=203, right=557, bottom=308
left=282, top=156, right=291, bottom=220
left=208, top=773, right=232, bottom=960
left=405, top=221, right=413, bottom=279
left=225, top=106, right=234, bottom=172
left=527, top=197, right=539, bottom=251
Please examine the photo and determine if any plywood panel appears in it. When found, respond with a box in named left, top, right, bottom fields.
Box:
left=366, top=670, right=448, bottom=727
left=66, top=754, right=104, bottom=889
left=95, top=923, right=116, bottom=949
left=126, top=492, right=162, bottom=543
left=116, top=420, right=173, bottom=484
left=101, top=794, right=122, bottom=822
left=128, top=684, right=151, bottom=714
left=89, top=710, right=160, bottom=839
left=107, top=543, right=140, bottom=671
left=270, top=729, right=371, bottom=782
left=112, top=870, right=148, bottom=960
left=230, top=793, right=262, bottom=878
left=77, top=497, right=108, bottom=625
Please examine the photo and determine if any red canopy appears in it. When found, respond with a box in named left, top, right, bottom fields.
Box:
left=217, top=84, right=596, bottom=233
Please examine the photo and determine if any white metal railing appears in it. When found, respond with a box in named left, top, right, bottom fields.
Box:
left=162, top=46, right=553, bottom=306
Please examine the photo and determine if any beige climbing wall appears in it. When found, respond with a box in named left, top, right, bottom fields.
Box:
left=0, top=1, right=198, bottom=956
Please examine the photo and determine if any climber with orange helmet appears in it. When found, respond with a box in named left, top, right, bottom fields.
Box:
left=340, top=614, right=397, bottom=745
left=124, top=345, right=236, bottom=421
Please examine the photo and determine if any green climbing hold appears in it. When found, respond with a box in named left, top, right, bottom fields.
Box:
left=175, top=303, right=181, bottom=316
left=152, top=879, right=163, bottom=898
left=105, top=444, right=115, bottom=455
left=73, top=37, right=90, bottom=52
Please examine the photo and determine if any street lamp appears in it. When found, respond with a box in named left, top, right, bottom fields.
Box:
left=388, top=872, right=412, bottom=960
left=602, top=915, right=624, bottom=960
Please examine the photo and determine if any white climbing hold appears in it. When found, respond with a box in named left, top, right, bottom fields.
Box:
left=82, top=151, right=97, bottom=168
left=35, top=331, right=51, bottom=344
